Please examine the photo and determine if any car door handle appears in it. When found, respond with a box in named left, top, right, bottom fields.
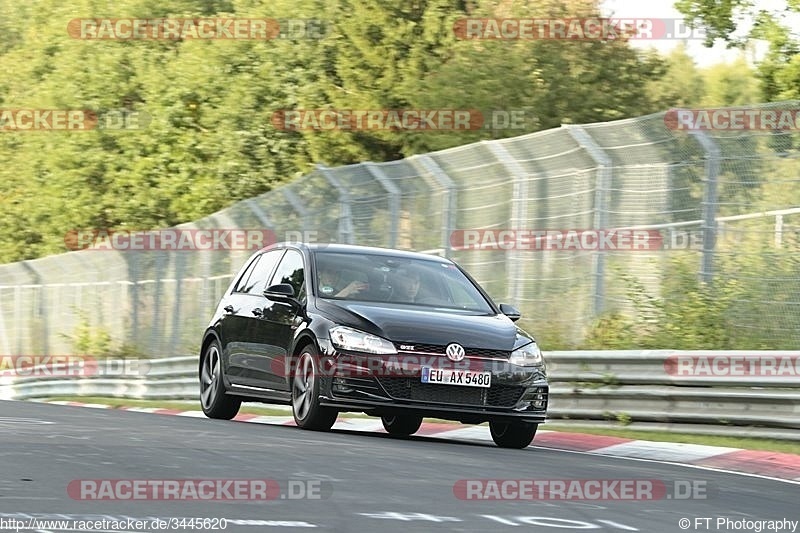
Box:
left=251, top=308, right=263, bottom=317
left=224, top=305, right=235, bottom=314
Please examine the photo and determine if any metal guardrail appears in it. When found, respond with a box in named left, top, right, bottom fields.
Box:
left=2, top=351, right=798, bottom=440
left=549, top=350, right=800, bottom=440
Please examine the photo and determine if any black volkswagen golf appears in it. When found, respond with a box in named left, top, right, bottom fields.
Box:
left=199, top=243, right=548, bottom=448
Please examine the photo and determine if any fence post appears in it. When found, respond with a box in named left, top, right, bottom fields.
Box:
left=317, top=164, right=355, bottom=244
left=127, top=253, right=140, bottom=353
left=279, top=190, right=311, bottom=235
left=0, top=288, right=8, bottom=354
left=72, top=251, right=108, bottom=355
left=13, top=285, right=23, bottom=354
left=413, top=155, right=457, bottom=258
left=246, top=196, right=281, bottom=250
left=484, top=140, right=529, bottom=303
left=169, top=248, right=186, bottom=357
left=690, top=131, right=720, bottom=284
left=18, top=262, right=48, bottom=355
left=363, top=162, right=401, bottom=249
left=246, top=198, right=276, bottom=231
left=149, top=252, right=168, bottom=356
left=567, top=126, right=612, bottom=316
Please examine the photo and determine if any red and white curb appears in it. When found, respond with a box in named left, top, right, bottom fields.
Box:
left=45, top=400, right=800, bottom=483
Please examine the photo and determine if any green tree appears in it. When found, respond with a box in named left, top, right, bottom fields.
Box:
left=296, top=0, right=668, bottom=164
left=0, top=0, right=692, bottom=263
left=675, top=0, right=799, bottom=101
left=700, top=56, right=760, bottom=105
left=646, top=43, right=706, bottom=108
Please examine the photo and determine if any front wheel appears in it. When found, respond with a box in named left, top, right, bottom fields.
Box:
left=381, top=414, right=423, bottom=436
left=292, top=347, right=338, bottom=431
left=200, top=340, right=241, bottom=420
left=489, top=421, right=537, bottom=449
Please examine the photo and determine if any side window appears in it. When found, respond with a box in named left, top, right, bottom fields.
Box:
left=245, top=250, right=284, bottom=295
left=269, top=249, right=305, bottom=301
left=233, top=255, right=261, bottom=293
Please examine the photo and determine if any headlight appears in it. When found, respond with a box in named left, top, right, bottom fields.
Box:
left=509, top=342, right=545, bottom=367
left=329, top=326, right=397, bottom=355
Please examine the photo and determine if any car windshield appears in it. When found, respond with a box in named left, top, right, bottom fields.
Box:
left=313, top=251, right=494, bottom=313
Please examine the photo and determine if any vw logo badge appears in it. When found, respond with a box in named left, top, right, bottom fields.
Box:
left=445, top=343, right=465, bottom=362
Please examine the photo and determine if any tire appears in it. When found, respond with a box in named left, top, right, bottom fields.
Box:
left=292, top=346, right=338, bottom=431
left=489, top=421, right=537, bottom=449
left=381, top=414, right=423, bottom=436
left=200, top=340, right=241, bottom=420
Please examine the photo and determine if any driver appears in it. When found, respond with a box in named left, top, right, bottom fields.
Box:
left=318, top=267, right=368, bottom=298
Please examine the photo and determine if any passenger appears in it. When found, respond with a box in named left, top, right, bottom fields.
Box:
left=394, top=268, right=422, bottom=303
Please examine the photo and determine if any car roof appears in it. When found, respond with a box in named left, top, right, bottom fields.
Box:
left=269, top=242, right=452, bottom=264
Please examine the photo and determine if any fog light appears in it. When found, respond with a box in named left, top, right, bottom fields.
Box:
left=533, top=388, right=547, bottom=409
left=333, top=377, right=353, bottom=393
left=525, top=387, right=547, bottom=411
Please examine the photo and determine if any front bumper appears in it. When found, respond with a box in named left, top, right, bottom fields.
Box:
left=316, top=339, right=549, bottom=424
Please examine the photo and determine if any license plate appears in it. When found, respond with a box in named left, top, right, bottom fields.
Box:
left=421, top=367, right=491, bottom=388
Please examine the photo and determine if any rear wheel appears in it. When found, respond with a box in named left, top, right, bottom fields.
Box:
left=381, top=414, right=423, bottom=436
left=200, top=340, right=241, bottom=420
left=489, top=421, right=537, bottom=449
left=292, top=347, right=338, bottom=431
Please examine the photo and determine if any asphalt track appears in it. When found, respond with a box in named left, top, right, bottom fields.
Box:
left=1, top=400, right=797, bottom=532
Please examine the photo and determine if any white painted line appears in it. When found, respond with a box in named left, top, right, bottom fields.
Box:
left=427, top=426, right=491, bottom=442
left=176, top=411, right=207, bottom=418
left=592, top=440, right=741, bottom=462
left=332, top=418, right=385, bottom=432
left=247, top=416, right=296, bottom=425
left=538, top=445, right=800, bottom=486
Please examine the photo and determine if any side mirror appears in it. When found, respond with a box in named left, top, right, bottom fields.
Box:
left=499, top=303, right=521, bottom=321
left=264, top=283, right=296, bottom=303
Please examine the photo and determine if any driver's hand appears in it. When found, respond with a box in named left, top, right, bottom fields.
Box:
left=337, top=281, right=368, bottom=297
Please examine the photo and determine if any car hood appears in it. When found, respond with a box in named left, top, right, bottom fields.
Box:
left=314, top=299, right=532, bottom=351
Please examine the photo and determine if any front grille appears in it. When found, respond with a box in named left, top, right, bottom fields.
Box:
left=378, top=377, right=524, bottom=408
left=396, top=343, right=510, bottom=359
left=469, top=348, right=512, bottom=359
